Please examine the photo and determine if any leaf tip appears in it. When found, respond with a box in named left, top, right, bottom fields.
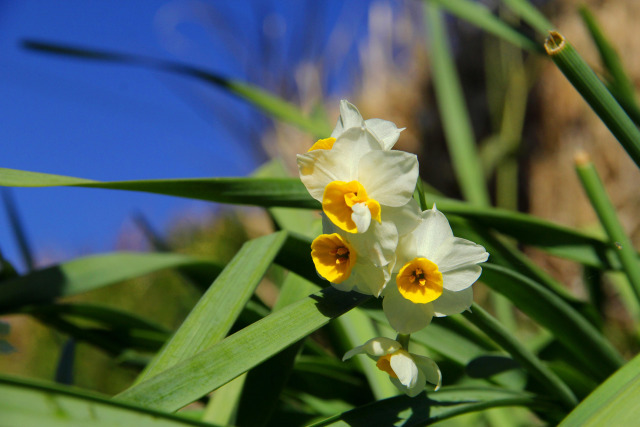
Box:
left=544, top=31, right=566, bottom=56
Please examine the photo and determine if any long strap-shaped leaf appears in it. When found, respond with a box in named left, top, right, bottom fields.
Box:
left=1, top=167, right=619, bottom=269
left=428, top=0, right=542, bottom=53
left=481, top=264, right=624, bottom=380
left=0, top=167, right=319, bottom=209
left=0, top=374, right=219, bottom=427
left=23, top=40, right=332, bottom=138
left=115, top=287, right=369, bottom=411
left=0, top=252, right=222, bottom=312
left=309, top=386, right=560, bottom=426
left=559, top=352, right=640, bottom=426
left=136, top=231, right=288, bottom=383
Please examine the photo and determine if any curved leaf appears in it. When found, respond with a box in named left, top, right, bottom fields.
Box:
left=310, top=386, right=559, bottom=426
left=115, top=287, right=369, bottom=411
left=481, top=264, right=624, bottom=380
left=0, top=252, right=223, bottom=312
left=137, top=231, right=288, bottom=383
left=0, top=167, right=319, bottom=209
left=23, top=40, right=332, bottom=138
left=0, top=374, right=218, bottom=427
left=559, top=352, right=640, bottom=426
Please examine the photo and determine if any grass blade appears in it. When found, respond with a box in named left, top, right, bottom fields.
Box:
left=500, top=0, right=554, bottom=35
left=481, top=263, right=624, bottom=380
left=425, top=2, right=490, bottom=206
left=463, top=303, right=577, bottom=410
left=428, top=0, right=541, bottom=53
left=136, top=231, right=288, bottom=383
left=579, top=6, right=640, bottom=125
left=0, top=167, right=319, bottom=209
left=22, top=40, right=331, bottom=138
left=544, top=31, right=640, bottom=168
left=115, top=287, right=369, bottom=411
left=310, top=386, right=559, bottom=426
left=559, top=352, right=640, bottom=426
left=574, top=153, right=640, bottom=305
left=0, top=374, right=218, bottom=427
left=0, top=252, right=222, bottom=312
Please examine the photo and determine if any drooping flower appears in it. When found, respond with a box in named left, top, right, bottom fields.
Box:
left=382, top=206, right=489, bottom=334
left=343, top=337, right=441, bottom=397
left=298, top=127, right=418, bottom=234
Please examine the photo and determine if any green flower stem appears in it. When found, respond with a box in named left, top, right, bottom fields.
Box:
left=463, top=304, right=578, bottom=410
left=575, top=153, right=640, bottom=304
left=425, top=2, right=491, bottom=207
left=416, top=179, right=429, bottom=211
left=396, top=334, right=411, bottom=350
left=544, top=31, right=640, bottom=168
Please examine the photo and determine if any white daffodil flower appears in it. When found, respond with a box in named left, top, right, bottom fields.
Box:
left=310, top=215, right=396, bottom=296
left=298, top=127, right=419, bottom=234
left=343, top=337, right=441, bottom=397
left=306, top=100, right=404, bottom=152
left=382, top=206, right=489, bottom=334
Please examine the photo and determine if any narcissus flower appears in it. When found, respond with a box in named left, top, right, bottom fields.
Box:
left=343, top=337, right=441, bottom=397
left=382, top=206, right=489, bottom=334
left=330, top=100, right=404, bottom=150
left=298, top=127, right=418, bottom=234
left=310, top=215, right=396, bottom=296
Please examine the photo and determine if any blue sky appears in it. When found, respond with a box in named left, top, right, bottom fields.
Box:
left=0, top=1, right=396, bottom=271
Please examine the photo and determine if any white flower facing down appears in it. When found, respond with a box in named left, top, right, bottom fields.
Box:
left=310, top=215, right=396, bottom=296
left=382, top=206, right=489, bottom=334
left=298, top=126, right=419, bottom=235
left=343, top=337, right=441, bottom=397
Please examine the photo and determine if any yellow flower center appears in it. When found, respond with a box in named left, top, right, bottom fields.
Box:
left=322, top=180, right=381, bottom=233
left=310, top=233, right=357, bottom=283
left=308, top=137, right=336, bottom=152
left=397, top=258, right=443, bottom=304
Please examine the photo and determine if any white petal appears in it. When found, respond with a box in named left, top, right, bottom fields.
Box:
left=432, top=287, right=473, bottom=317
left=351, top=202, right=372, bottom=233
left=350, top=220, right=398, bottom=268
left=365, top=118, right=403, bottom=150
left=382, top=284, right=435, bottom=333
left=297, top=150, right=349, bottom=200
left=330, top=128, right=381, bottom=177
left=342, top=258, right=388, bottom=296
left=358, top=150, right=419, bottom=207
left=413, top=208, right=454, bottom=260
left=331, top=100, right=364, bottom=137
left=413, top=355, right=442, bottom=390
left=382, top=199, right=421, bottom=236
left=342, top=337, right=401, bottom=361
left=441, top=265, right=483, bottom=292
left=390, top=352, right=419, bottom=388
left=432, top=237, right=489, bottom=273
left=394, top=233, right=418, bottom=272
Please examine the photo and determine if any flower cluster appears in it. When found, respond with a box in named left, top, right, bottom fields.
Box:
left=297, top=101, right=489, bottom=396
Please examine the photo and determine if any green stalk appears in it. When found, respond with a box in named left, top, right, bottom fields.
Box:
left=500, top=0, right=554, bottom=36
left=574, top=152, right=640, bottom=304
left=425, top=2, right=491, bottom=206
left=544, top=32, right=640, bottom=168
left=579, top=6, right=640, bottom=125
left=428, top=0, right=541, bottom=53
left=463, top=304, right=578, bottom=410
